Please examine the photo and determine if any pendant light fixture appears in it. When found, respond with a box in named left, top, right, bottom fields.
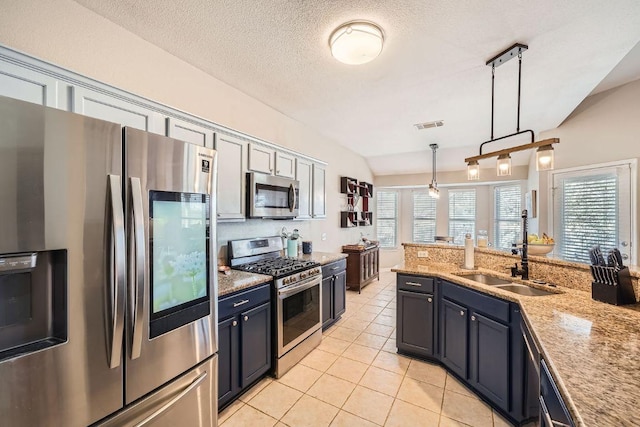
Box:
left=329, top=21, right=384, bottom=65
left=429, top=143, right=440, bottom=199
left=465, top=43, right=559, bottom=179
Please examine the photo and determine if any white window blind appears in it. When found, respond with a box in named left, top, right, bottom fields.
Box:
left=413, top=191, right=437, bottom=243
left=376, top=191, right=398, bottom=248
left=449, top=189, right=476, bottom=245
left=553, top=164, right=631, bottom=263
left=494, top=185, right=521, bottom=250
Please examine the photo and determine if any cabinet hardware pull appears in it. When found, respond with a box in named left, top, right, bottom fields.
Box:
left=460, top=310, right=465, bottom=316
left=232, top=320, right=238, bottom=327
left=406, top=281, right=422, bottom=287
left=330, top=267, right=340, bottom=271
left=233, top=299, right=250, bottom=307
left=427, top=297, right=432, bottom=303
left=471, top=315, right=476, bottom=321
left=244, top=315, right=249, bottom=321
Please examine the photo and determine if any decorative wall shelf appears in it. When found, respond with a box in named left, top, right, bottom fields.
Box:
left=340, top=176, right=373, bottom=228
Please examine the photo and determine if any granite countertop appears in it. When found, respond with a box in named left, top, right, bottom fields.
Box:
left=218, top=270, right=272, bottom=297
left=295, top=252, right=347, bottom=265
left=392, top=262, right=640, bottom=426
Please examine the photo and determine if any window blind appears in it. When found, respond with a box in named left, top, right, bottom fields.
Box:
left=413, top=191, right=437, bottom=243
left=559, top=174, right=618, bottom=263
left=376, top=191, right=398, bottom=248
left=494, top=185, right=521, bottom=250
left=448, top=189, right=476, bottom=245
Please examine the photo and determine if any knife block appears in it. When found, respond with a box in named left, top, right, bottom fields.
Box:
left=591, top=267, right=636, bottom=305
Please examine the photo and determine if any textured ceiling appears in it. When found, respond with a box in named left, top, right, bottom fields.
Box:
left=72, top=0, right=640, bottom=175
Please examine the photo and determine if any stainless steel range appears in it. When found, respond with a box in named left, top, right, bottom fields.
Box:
left=228, top=236, right=322, bottom=377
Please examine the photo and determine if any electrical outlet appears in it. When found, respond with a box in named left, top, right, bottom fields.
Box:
left=321, top=233, right=327, bottom=241
left=418, top=250, right=429, bottom=258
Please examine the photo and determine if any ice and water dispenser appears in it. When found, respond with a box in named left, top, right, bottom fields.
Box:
left=0, top=250, right=67, bottom=360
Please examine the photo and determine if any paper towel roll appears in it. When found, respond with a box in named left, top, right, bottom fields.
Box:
left=464, top=234, right=474, bottom=269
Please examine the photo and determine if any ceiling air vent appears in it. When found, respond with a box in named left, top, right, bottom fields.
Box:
left=414, top=120, right=444, bottom=130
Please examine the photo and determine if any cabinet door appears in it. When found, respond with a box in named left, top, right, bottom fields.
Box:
left=312, top=164, right=326, bottom=218
left=240, top=302, right=271, bottom=388
left=0, top=61, right=59, bottom=108
left=321, top=276, right=333, bottom=329
left=248, top=143, right=274, bottom=174
left=333, top=271, right=347, bottom=319
left=218, top=316, right=240, bottom=407
left=397, top=290, right=435, bottom=357
left=470, top=312, right=510, bottom=411
left=441, top=298, right=468, bottom=379
left=296, top=158, right=313, bottom=219
left=72, top=86, right=164, bottom=133
left=275, top=152, right=296, bottom=178
left=166, top=117, right=213, bottom=148
left=215, top=133, right=247, bottom=220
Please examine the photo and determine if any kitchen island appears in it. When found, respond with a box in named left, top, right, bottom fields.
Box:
left=393, top=244, right=640, bottom=427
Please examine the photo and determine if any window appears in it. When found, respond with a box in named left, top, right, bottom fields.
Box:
left=413, top=191, right=437, bottom=243
left=552, top=162, right=633, bottom=264
left=376, top=190, right=398, bottom=248
left=494, top=185, right=521, bottom=250
left=448, top=189, right=476, bottom=245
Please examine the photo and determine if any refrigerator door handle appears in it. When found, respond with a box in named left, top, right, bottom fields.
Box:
left=133, top=371, right=208, bottom=427
left=108, top=175, right=126, bottom=369
left=130, top=177, right=146, bottom=360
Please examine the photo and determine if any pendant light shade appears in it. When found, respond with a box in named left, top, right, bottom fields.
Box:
left=536, top=145, right=554, bottom=171
left=329, top=21, right=384, bottom=65
left=467, top=160, right=480, bottom=181
left=428, top=184, right=440, bottom=199
left=496, top=154, right=512, bottom=176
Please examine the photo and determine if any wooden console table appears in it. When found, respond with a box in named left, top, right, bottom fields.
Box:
left=342, top=244, right=379, bottom=293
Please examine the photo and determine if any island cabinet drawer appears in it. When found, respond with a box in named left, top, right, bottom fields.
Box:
left=441, top=281, right=510, bottom=323
left=322, top=258, right=347, bottom=277
left=398, top=275, right=435, bottom=294
left=219, top=283, right=271, bottom=320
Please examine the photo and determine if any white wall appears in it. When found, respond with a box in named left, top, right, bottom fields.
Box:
left=0, top=0, right=373, bottom=257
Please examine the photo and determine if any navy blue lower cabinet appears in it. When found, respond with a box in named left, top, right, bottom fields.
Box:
left=397, top=290, right=435, bottom=357
left=218, top=284, right=271, bottom=410
left=321, top=276, right=333, bottom=329
left=440, top=298, right=468, bottom=379
left=240, top=302, right=271, bottom=388
left=321, top=260, right=347, bottom=330
left=469, top=311, right=510, bottom=412
left=334, top=271, right=346, bottom=318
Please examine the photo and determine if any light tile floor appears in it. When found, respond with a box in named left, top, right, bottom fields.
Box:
left=219, top=270, right=516, bottom=427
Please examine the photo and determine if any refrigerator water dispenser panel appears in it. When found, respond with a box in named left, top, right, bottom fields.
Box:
left=0, top=250, right=67, bottom=361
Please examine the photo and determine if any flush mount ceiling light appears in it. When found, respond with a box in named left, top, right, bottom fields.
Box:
left=465, top=43, right=560, bottom=179
left=428, top=143, right=440, bottom=199
left=329, top=21, right=384, bottom=65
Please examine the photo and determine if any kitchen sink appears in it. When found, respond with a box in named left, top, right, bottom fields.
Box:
left=492, top=284, right=556, bottom=297
left=457, top=273, right=513, bottom=286
left=457, top=273, right=556, bottom=297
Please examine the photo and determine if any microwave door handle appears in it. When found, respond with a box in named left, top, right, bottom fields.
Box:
left=108, top=175, right=126, bottom=369
left=130, top=177, right=146, bottom=360
left=288, top=183, right=296, bottom=212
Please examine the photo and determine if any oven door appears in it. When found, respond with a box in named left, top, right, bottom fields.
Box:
left=248, top=172, right=299, bottom=219
left=277, top=275, right=322, bottom=357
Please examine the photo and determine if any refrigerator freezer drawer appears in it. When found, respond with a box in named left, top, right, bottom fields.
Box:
left=97, top=355, right=217, bottom=427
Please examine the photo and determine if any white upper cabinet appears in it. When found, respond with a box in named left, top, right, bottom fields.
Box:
left=312, top=164, right=327, bottom=218
left=166, top=117, right=213, bottom=148
left=215, top=133, right=247, bottom=221
left=72, top=86, right=164, bottom=134
left=248, top=143, right=275, bottom=174
left=275, top=152, right=296, bottom=179
left=296, top=158, right=313, bottom=220
left=0, top=61, right=58, bottom=108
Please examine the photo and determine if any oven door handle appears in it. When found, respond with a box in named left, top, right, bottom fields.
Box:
left=278, top=277, right=320, bottom=298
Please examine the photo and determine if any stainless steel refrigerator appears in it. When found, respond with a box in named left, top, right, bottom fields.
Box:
left=0, top=96, right=218, bottom=426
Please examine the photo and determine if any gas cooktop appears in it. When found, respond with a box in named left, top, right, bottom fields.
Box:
left=233, top=257, right=319, bottom=278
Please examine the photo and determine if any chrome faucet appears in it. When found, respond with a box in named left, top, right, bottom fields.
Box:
left=511, top=209, right=529, bottom=280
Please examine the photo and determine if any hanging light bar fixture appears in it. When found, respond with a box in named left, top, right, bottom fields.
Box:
left=465, top=43, right=559, bottom=179
left=428, top=143, right=440, bottom=199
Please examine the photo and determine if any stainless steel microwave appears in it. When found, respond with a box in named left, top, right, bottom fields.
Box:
left=247, top=172, right=299, bottom=218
